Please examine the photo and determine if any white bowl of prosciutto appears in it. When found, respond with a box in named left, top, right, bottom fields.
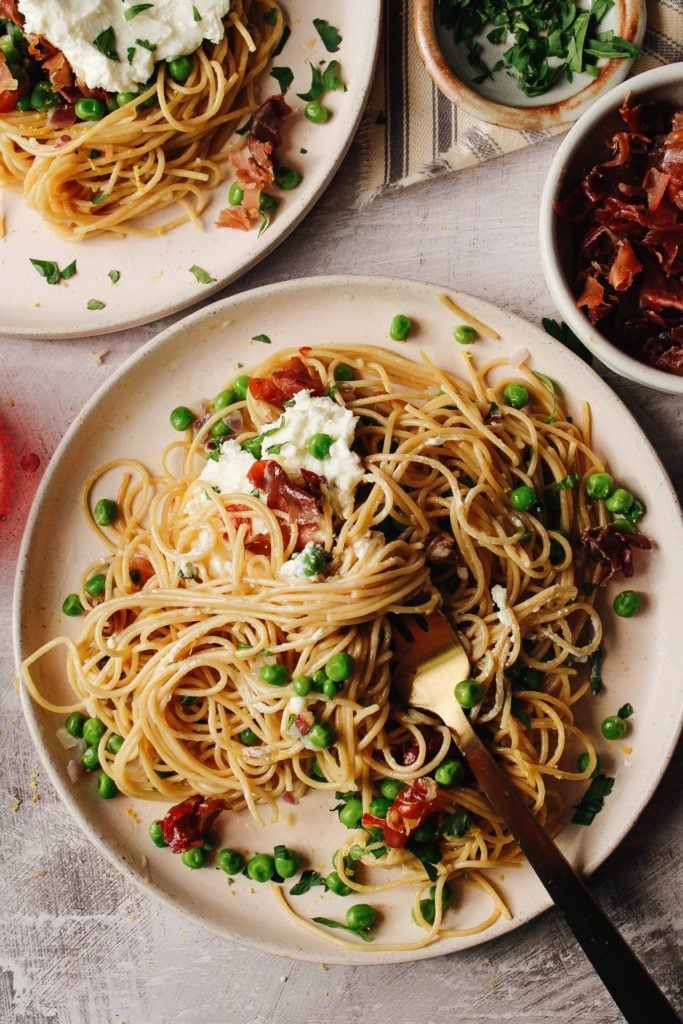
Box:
left=540, top=62, right=683, bottom=394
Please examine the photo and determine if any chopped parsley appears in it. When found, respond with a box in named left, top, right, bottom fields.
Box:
left=108, top=269, right=121, bottom=284
left=136, top=38, right=157, bottom=52
left=92, top=26, right=120, bottom=61
left=297, top=59, right=345, bottom=103
left=289, top=869, right=328, bottom=895
left=124, top=3, right=154, bottom=20
left=252, top=333, right=271, bottom=344
left=542, top=316, right=592, bottom=364
left=189, top=265, right=216, bottom=284
left=91, top=193, right=110, bottom=205
left=270, top=66, right=294, bottom=93
left=617, top=702, right=634, bottom=720
left=571, top=772, right=614, bottom=826
left=263, top=8, right=278, bottom=26
left=192, top=5, right=202, bottom=23
left=313, top=18, right=342, bottom=53
left=552, top=472, right=580, bottom=492
left=127, top=46, right=136, bottom=64
left=272, top=24, right=290, bottom=57
left=588, top=645, right=603, bottom=695
left=87, top=299, right=106, bottom=310
left=29, top=258, right=76, bottom=285
left=88, top=148, right=102, bottom=159
left=531, top=370, right=558, bottom=424
left=312, top=916, right=373, bottom=942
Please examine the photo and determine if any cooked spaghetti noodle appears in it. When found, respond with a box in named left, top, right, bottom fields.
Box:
left=24, top=343, right=616, bottom=948
left=0, top=0, right=282, bottom=239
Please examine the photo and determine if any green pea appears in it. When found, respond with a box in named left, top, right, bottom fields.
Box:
left=326, top=870, right=351, bottom=896
left=339, top=797, right=363, bottom=829
left=97, top=772, right=117, bottom=799
left=214, top=388, right=237, bottom=409
left=169, top=405, right=194, bottom=431
left=509, top=485, right=536, bottom=510
left=301, top=545, right=326, bottom=577
left=624, top=497, right=645, bottom=524
left=412, top=898, right=436, bottom=926
left=167, top=55, right=194, bottom=84
left=454, top=324, right=477, bottom=345
left=239, top=727, right=260, bottom=745
left=233, top=374, right=250, bottom=399
left=333, top=363, right=354, bottom=382
left=64, top=711, right=86, bottom=738
left=210, top=418, right=231, bottom=438
left=434, top=759, right=464, bottom=786
left=389, top=314, right=412, bottom=341
left=246, top=852, right=275, bottom=882
left=106, top=733, right=124, bottom=754
left=181, top=846, right=205, bottom=869
left=346, top=904, right=376, bottom=930
left=29, top=81, right=60, bottom=112
left=306, top=433, right=332, bottom=459
left=613, top=590, right=640, bottom=618
left=454, top=679, right=483, bottom=708
left=605, top=488, right=633, bottom=514
left=228, top=183, right=244, bottom=206
left=312, top=669, right=328, bottom=690
left=81, top=746, right=100, bottom=772
left=216, top=848, right=244, bottom=874
left=577, top=752, right=600, bottom=775
left=585, top=472, right=614, bottom=499
left=83, top=717, right=106, bottom=746
left=291, top=675, right=312, bottom=696
left=322, top=678, right=339, bottom=699
left=275, top=165, right=301, bottom=190
left=503, top=382, right=529, bottom=408
left=600, top=715, right=627, bottom=741
left=259, top=663, right=290, bottom=686
left=308, top=721, right=337, bottom=750
left=75, top=97, right=106, bottom=121
left=521, top=668, right=542, bottom=691
left=62, top=593, right=83, bottom=616
left=84, top=574, right=106, bottom=597
left=380, top=778, right=404, bottom=801
left=92, top=498, right=118, bottom=526
left=116, top=91, right=137, bottom=107
left=259, top=192, right=278, bottom=212
left=304, top=100, right=330, bottom=123
left=148, top=820, right=167, bottom=847
left=274, top=846, right=299, bottom=878
left=368, top=797, right=392, bottom=818
left=325, top=652, right=355, bottom=682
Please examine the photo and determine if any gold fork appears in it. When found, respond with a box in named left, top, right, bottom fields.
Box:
left=391, top=611, right=679, bottom=1024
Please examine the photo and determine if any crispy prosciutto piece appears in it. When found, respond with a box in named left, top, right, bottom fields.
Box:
left=129, top=553, right=155, bottom=586
left=361, top=777, right=438, bottom=849
left=608, top=239, right=642, bottom=292
left=160, top=794, right=227, bottom=853
left=0, top=0, right=23, bottom=27
left=47, top=104, right=76, bottom=129
left=248, top=356, right=324, bottom=408
left=395, top=726, right=443, bottom=767
left=247, top=460, right=320, bottom=525
left=579, top=524, right=651, bottom=584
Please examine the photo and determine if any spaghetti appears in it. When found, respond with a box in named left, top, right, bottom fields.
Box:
left=0, top=0, right=282, bottom=239
left=24, top=343, right=634, bottom=949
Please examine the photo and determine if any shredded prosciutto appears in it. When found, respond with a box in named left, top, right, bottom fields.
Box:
left=361, top=777, right=439, bottom=849
left=216, top=205, right=252, bottom=231
left=608, top=239, right=642, bottom=292
left=47, top=104, right=76, bottom=129
left=129, top=553, right=155, bottom=585
left=0, top=0, right=23, bottom=27
left=248, top=356, right=324, bottom=408
left=244, top=533, right=272, bottom=556
left=643, top=167, right=671, bottom=211
left=247, top=460, right=320, bottom=525
left=294, top=713, right=313, bottom=736
left=102, top=608, right=134, bottom=637
left=160, top=794, right=227, bottom=853
left=579, top=524, right=652, bottom=583
left=0, top=88, right=19, bottom=112
left=396, top=726, right=443, bottom=767
left=282, top=791, right=299, bottom=805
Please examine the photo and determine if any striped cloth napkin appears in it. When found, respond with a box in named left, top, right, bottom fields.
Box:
left=359, top=0, right=683, bottom=201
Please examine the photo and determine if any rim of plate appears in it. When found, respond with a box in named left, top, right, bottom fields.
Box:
left=13, top=274, right=683, bottom=964
left=0, top=2, right=382, bottom=340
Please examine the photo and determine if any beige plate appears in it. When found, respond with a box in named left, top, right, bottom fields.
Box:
left=413, top=0, right=646, bottom=130
left=13, top=275, right=683, bottom=964
left=0, top=2, right=381, bottom=339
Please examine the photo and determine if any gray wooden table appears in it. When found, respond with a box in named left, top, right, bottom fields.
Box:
left=1, top=130, right=681, bottom=1024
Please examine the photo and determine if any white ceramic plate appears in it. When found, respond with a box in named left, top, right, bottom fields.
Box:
left=0, top=3, right=380, bottom=339
left=14, top=276, right=683, bottom=964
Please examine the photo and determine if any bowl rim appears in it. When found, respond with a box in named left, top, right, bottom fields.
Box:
left=412, top=0, right=646, bottom=131
left=539, top=61, right=683, bottom=396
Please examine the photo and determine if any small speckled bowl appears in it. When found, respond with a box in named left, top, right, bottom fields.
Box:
left=539, top=62, right=683, bottom=395
left=413, top=0, right=646, bottom=131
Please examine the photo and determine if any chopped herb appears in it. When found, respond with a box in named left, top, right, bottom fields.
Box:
left=88, top=148, right=102, bottom=159
left=313, top=18, right=342, bottom=53
left=258, top=213, right=271, bottom=236
left=235, top=115, right=253, bottom=136
left=290, top=869, right=327, bottom=895
left=252, top=333, right=271, bottom=344
left=617, top=702, right=634, bottom=720
left=297, top=59, right=345, bottom=102
left=189, top=265, right=216, bottom=284
left=124, top=4, right=154, bottom=21
left=29, top=258, right=77, bottom=285
left=92, top=26, right=120, bottom=61
left=108, top=269, right=121, bottom=284
left=136, top=38, right=157, bottom=52
left=552, top=472, right=580, bottom=492
left=511, top=700, right=531, bottom=728
left=571, top=773, right=614, bottom=826
left=87, top=299, right=106, bottom=310
left=312, top=916, right=373, bottom=942
left=405, top=838, right=440, bottom=882
left=193, top=5, right=201, bottom=22
left=588, top=645, right=604, bottom=695
left=127, top=46, right=136, bottom=64
left=532, top=370, right=558, bottom=424
left=300, top=147, right=308, bottom=154
left=91, top=193, right=110, bottom=205
left=322, top=59, right=345, bottom=94
left=263, top=9, right=277, bottom=27
left=60, top=260, right=77, bottom=281
left=581, top=581, right=599, bottom=596
left=542, top=317, right=593, bottom=364
left=270, top=66, right=294, bottom=93
left=273, top=24, right=290, bottom=57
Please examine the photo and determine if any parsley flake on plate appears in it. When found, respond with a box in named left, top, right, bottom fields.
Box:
left=189, top=265, right=216, bottom=284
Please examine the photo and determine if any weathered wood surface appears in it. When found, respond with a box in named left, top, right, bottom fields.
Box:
left=1, top=132, right=681, bottom=1024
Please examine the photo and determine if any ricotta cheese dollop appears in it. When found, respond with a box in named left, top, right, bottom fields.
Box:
left=17, top=0, right=231, bottom=93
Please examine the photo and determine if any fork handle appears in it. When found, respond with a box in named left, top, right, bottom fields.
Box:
left=461, top=732, right=680, bottom=1024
